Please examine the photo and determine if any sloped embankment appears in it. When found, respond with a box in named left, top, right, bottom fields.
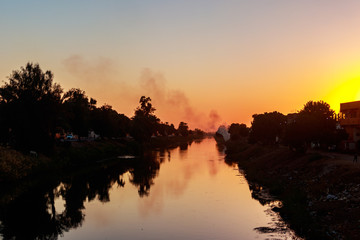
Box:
left=225, top=141, right=360, bottom=239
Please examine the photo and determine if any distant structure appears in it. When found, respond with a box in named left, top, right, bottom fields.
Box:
left=215, top=125, right=230, bottom=142
left=339, top=100, right=360, bottom=149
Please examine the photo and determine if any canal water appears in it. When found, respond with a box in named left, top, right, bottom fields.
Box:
left=0, top=138, right=300, bottom=239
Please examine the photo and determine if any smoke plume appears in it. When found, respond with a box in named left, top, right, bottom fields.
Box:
left=139, top=68, right=221, bottom=130
left=63, top=55, right=221, bottom=131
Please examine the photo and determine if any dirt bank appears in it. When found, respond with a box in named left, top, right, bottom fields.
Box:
left=225, top=141, right=360, bottom=239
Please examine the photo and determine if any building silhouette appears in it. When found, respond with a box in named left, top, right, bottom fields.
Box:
left=340, top=100, right=360, bottom=150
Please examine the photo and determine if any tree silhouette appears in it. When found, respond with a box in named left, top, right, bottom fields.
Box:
left=91, top=104, right=130, bottom=138
left=228, top=123, right=249, bottom=141
left=249, top=111, right=286, bottom=144
left=134, top=96, right=156, bottom=117
left=62, top=88, right=92, bottom=138
left=178, top=122, right=189, bottom=137
left=0, top=64, right=205, bottom=151
left=0, top=62, right=62, bottom=150
left=130, top=96, right=159, bottom=142
left=284, top=100, right=341, bottom=151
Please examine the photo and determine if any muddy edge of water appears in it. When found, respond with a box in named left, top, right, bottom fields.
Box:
left=225, top=140, right=360, bottom=240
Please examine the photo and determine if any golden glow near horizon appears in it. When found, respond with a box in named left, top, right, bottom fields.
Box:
left=324, top=63, right=360, bottom=113
left=2, top=1, right=360, bottom=130
left=325, top=79, right=360, bottom=113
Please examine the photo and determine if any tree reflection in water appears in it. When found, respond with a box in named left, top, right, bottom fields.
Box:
left=215, top=142, right=226, bottom=153
left=0, top=149, right=168, bottom=240
left=129, top=151, right=161, bottom=197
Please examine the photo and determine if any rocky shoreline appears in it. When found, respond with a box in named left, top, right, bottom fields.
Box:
left=225, top=140, right=360, bottom=239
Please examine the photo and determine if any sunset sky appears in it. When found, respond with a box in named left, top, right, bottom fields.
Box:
left=1, top=1, right=360, bottom=130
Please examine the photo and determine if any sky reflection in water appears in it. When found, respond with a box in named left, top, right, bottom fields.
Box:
left=58, top=138, right=298, bottom=240
left=0, top=139, right=299, bottom=239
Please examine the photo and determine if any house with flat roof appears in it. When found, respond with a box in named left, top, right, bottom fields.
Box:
left=339, top=100, right=360, bottom=149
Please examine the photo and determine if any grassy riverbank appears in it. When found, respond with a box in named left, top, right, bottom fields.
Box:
left=225, top=140, right=360, bottom=239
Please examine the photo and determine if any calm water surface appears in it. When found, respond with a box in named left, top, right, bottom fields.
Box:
left=0, top=138, right=300, bottom=239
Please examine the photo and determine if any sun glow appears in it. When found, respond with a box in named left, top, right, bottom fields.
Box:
left=324, top=68, right=360, bottom=113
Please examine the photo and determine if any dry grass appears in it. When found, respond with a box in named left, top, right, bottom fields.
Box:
left=0, top=146, right=48, bottom=180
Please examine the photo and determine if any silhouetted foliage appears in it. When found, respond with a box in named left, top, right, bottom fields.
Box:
left=283, top=101, right=343, bottom=151
left=228, top=123, right=249, bottom=141
left=0, top=63, right=62, bottom=150
left=168, top=123, right=177, bottom=136
left=226, top=100, right=348, bottom=153
left=283, top=120, right=307, bottom=152
left=134, top=96, right=156, bottom=117
left=0, top=64, right=204, bottom=151
left=130, top=96, right=160, bottom=142
left=91, top=104, right=130, bottom=138
left=62, top=88, right=92, bottom=137
left=249, top=111, right=286, bottom=144
left=156, top=122, right=177, bottom=136
left=194, top=128, right=205, bottom=138
left=299, top=101, right=337, bottom=144
left=178, top=122, right=189, bottom=137
left=0, top=103, right=8, bottom=143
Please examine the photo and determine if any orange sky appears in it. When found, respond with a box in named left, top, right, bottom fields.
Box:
left=1, top=1, right=360, bottom=130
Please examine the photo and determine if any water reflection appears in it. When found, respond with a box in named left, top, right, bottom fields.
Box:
left=215, top=142, right=226, bottom=153
left=0, top=150, right=165, bottom=240
left=0, top=184, right=66, bottom=240
left=247, top=178, right=300, bottom=238
left=179, top=143, right=188, bottom=151
left=0, top=138, right=299, bottom=240
left=129, top=152, right=161, bottom=197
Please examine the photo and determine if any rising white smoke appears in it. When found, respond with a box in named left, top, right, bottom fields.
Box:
left=216, top=125, right=230, bottom=142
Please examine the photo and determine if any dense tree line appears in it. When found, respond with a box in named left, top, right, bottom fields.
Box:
left=228, top=123, right=249, bottom=141
left=228, top=100, right=348, bottom=152
left=0, top=63, right=202, bottom=151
